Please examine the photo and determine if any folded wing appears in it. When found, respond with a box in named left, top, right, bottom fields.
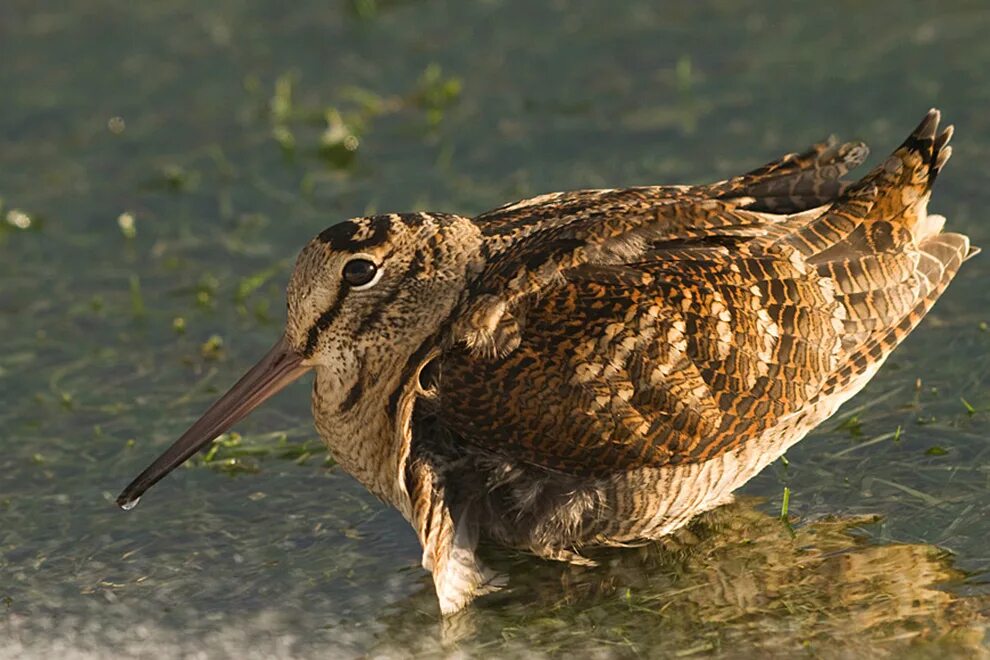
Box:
left=433, top=110, right=973, bottom=476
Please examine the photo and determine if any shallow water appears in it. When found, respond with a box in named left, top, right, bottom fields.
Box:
left=2, top=1, right=990, bottom=657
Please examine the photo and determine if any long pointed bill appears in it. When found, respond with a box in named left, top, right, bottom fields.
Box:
left=116, top=336, right=310, bottom=510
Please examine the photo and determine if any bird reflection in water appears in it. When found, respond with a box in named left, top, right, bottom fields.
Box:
left=376, top=499, right=989, bottom=656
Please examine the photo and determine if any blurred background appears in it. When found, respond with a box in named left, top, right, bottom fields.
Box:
left=1, top=0, right=989, bottom=656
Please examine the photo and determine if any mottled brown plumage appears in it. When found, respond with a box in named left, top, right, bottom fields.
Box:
left=118, top=110, right=975, bottom=615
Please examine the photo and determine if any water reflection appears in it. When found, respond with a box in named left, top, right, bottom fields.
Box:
left=372, top=499, right=988, bottom=656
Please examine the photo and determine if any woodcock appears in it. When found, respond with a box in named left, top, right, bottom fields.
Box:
left=119, top=110, right=976, bottom=614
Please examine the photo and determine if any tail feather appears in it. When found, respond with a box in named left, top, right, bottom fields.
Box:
left=933, top=122, right=954, bottom=179
left=778, top=109, right=958, bottom=264
left=774, top=109, right=976, bottom=401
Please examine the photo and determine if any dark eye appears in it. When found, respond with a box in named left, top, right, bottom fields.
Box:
left=342, top=258, right=381, bottom=290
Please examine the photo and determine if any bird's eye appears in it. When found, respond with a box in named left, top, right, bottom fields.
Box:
left=342, top=257, right=382, bottom=290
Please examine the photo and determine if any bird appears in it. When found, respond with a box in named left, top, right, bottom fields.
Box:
left=117, top=109, right=975, bottom=614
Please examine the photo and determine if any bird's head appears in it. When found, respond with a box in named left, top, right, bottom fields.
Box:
left=116, top=212, right=482, bottom=510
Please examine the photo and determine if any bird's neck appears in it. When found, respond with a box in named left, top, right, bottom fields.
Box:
left=310, top=352, right=420, bottom=518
